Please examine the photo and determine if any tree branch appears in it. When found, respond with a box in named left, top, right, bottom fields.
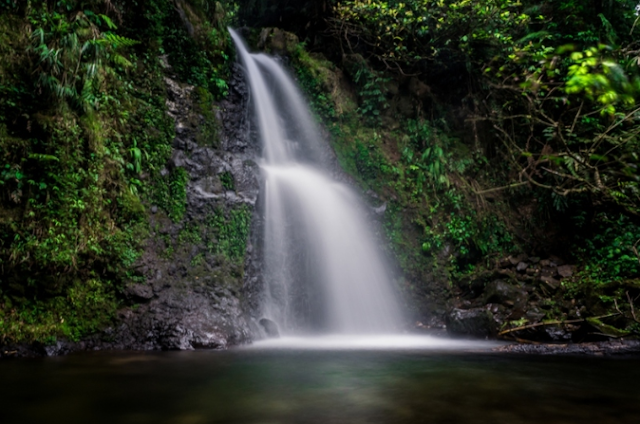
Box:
left=498, top=313, right=621, bottom=337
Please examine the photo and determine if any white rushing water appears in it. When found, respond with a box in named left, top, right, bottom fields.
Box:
left=230, top=29, right=404, bottom=336
left=248, top=335, right=500, bottom=351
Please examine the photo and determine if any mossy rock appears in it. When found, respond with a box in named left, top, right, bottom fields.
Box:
left=586, top=317, right=632, bottom=338
left=257, top=27, right=299, bottom=54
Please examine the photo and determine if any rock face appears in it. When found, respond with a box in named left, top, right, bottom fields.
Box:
left=101, top=63, right=260, bottom=352
left=1, top=63, right=261, bottom=358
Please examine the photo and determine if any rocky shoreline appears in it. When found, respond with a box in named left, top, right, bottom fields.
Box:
left=4, top=336, right=640, bottom=359
left=493, top=339, right=640, bottom=356
left=446, top=253, right=639, bottom=342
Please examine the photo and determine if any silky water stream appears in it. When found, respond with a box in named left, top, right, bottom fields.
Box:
left=229, top=29, right=403, bottom=339
left=228, top=29, right=492, bottom=350
left=1, top=31, right=638, bottom=424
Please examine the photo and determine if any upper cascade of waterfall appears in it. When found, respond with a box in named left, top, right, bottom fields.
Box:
left=230, top=29, right=404, bottom=335
left=229, top=29, right=327, bottom=166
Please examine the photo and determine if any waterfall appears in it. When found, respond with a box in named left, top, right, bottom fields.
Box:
left=230, top=29, right=403, bottom=335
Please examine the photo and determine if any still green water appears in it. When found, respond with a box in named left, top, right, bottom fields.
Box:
left=1, top=346, right=639, bottom=424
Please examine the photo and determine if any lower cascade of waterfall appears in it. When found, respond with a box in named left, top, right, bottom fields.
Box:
left=230, top=29, right=404, bottom=337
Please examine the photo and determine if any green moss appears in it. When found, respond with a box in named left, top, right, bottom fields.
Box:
left=162, top=0, right=232, bottom=97
left=208, top=205, right=251, bottom=263
left=178, top=222, right=203, bottom=246
left=155, top=167, right=190, bottom=222
left=586, top=317, right=632, bottom=338
left=194, top=87, right=220, bottom=147
left=190, top=253, right=205, bottom=267
left=0, top=278, right=118, bottom=344
left=220, top=171, right=234, bottom=191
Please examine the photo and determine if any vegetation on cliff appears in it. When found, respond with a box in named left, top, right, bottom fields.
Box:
left=0, top=0, right=236, bottom=344
left=244, top=0, right=640, bottom=339
left=1, top=0, right=640, bottom=346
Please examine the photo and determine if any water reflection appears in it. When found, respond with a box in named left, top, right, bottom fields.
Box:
left=1, top=348, right=639, bottom=424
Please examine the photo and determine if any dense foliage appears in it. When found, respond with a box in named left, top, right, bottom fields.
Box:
left=332, top=0, right=640, bottom=213
left=285, top=0, right=640, bottom=333
left=1, top=0, right=640, bottom=345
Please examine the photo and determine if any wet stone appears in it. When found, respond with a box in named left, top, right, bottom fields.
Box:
left=446, top=308, right=496, bottom=337
left=484, top=280, right=526, bottom=307
left=545, top=325, right=572, bottom=341
left=540, top=275, right=560, bottom=290
left=498, top=257, right=512, bottom=268
left=557, top=265, right=575, bottom=278
left=508, top=255, right=524, bottom=266
left=125, top=283, right=154, bottom=301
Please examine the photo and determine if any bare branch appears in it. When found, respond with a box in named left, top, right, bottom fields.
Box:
left=632, top=238, right=640, bottom=266
left=627, top=291, right=640, bottom=324
left=473, top=182, right=528, bottom=195
left=498, top=313, right=621, bottom=337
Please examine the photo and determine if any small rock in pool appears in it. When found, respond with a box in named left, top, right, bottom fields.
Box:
left=259, top=318, right=280, bottom=338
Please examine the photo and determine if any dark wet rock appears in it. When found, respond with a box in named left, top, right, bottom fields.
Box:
left=109, top=66, right=258, bottom=352
left=525, top=308, right=546, bottom=322
left=172, top=137, right=198, bottom=151
left=557, top=264, right=575, bottom=278
left=125, top=283, right=154, bottom=301
left=448, top=253, right=600, bottom=344
left=549, top=255, right=565, bottom=266
left=497, top=258, right=510, bottom=268
left=540, top=275, right=561, bottom=290
left=456, top=270, right=503, bottom=298
left=540, top=265, right=558, bottom=277
left=509, top=254, right=527, bottom=266
left=496, top=268, right=516, bottom=279
left=129, top=284, right=247, bottom=350
left=259, top=318, right=280, bottom=338
left=257, top=27, right=299, bottom=54
left=484, top=280, right=526, bottom=308
left=44, top=342, right=63, bottom=357
left=544, top=325, right=572, bottom=341
left=446, top=308, right=496, bottom=337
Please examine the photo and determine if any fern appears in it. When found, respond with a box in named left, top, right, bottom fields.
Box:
left=28, top=12, right=138, bottom=106
left=100, top=14, right=117, bottom=30
left=103, top=32, right=139, bottom=48
left=28, top=154, right=59, bottom=162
